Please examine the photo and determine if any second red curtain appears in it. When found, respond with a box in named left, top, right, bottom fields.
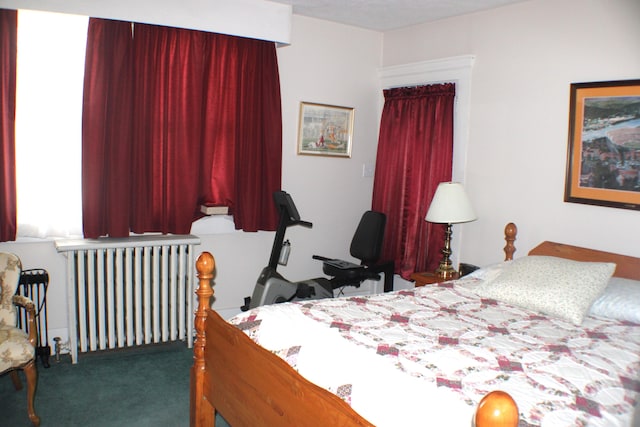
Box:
left=372, top=83, right=455, bottom=280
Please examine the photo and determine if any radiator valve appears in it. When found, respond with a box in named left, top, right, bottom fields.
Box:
left=53, top=337, right=61, bottom=362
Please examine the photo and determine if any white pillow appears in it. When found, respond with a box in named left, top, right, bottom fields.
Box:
left=589, top=277, right=640, bottom=324
left=473, top=256, right=615, bottom=325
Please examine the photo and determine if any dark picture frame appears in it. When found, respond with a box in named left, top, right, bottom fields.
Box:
left=564, top=79, right=640, bottom=210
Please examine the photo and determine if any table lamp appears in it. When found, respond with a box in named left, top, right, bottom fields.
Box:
left=425, top=182, right=477, bottom=280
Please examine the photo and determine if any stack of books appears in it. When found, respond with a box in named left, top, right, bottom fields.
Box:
left=200, top=204, right=229, bottom=215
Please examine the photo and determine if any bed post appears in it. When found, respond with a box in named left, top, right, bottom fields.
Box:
left=190, top=252, right=216, bottom=427
left=504, top=222, right=517, bottom=261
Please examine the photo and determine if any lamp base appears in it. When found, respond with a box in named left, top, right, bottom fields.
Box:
left=434, top=265, right=459, bottom=281
left=435, top=222, right=459, bottom=281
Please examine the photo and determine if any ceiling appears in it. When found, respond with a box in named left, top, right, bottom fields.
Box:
left=269, top=0, right=529, bottom=31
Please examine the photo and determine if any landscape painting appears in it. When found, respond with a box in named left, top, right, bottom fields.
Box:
left=565, top=80, right=640, bottom=210
left=297, top=102, right=354, bottom=157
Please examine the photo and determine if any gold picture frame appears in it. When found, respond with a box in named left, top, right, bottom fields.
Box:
left=297, top=102, right=354, bottom=157
left=565, top=79, right=640, bottom=211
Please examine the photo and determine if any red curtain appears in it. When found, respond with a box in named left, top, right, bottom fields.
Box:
left=128, top=24, right=207, bottom=235
left=82, top=19, right=134, bottom=238
left=0, top=9, right=17, bottom=242
left=82, top=20, right=282, bottom=238
left=200, top=34, right=282, bottom=232
left=372, top=83, right=455, bottom=280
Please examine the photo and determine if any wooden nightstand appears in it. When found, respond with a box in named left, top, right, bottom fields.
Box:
left=410, top=271, right=459, bottom=287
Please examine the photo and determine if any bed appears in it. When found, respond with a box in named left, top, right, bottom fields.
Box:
left=190, top=223, right=640, bottom=426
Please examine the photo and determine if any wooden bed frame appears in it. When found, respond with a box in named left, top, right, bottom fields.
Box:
left=190, top=222, right=640, bottom=427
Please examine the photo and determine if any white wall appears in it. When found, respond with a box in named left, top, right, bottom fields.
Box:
left=383, top=0, right=640, bottom=266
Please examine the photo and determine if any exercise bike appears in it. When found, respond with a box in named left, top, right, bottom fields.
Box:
left=242, top=191, right=334, bottom=310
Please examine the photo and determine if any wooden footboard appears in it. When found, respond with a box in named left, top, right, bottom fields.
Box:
left=205, top=307, right=375, bottom=426
left=190, top=252, right=374, bottom=427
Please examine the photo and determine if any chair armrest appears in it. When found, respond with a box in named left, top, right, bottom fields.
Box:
left=12, top=294, right=35, bottom=310
left=12, top=295, right=38, bottom=347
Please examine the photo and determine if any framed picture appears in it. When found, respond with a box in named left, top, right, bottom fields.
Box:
left=297, top=102, right=354, bottom=157
left=564, top=79, right=640, bottom=210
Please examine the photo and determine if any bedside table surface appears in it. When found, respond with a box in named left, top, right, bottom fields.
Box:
left=411, top=271, right=459, bottom=287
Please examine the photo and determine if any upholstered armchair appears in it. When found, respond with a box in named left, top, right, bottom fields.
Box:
left=0, top=252, right=40, bottom=426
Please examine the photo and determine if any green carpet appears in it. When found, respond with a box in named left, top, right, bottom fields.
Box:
left=1, top=342, right=230, bottom=427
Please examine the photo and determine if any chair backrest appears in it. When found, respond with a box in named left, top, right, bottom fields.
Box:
left=349, top=211, right=386, bottom=264
left=0, top=252, right=21, bottom=328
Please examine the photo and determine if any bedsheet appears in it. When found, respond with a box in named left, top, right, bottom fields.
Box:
left=229, top=279, right=640, bottom=426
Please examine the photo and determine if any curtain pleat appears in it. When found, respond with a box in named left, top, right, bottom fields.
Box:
left=372, top=83, right=455, bottom=280
left=82, top=19, right=134, bottom=238
left=129, top=24, right=206, bottom=235
left=0, top=9, right=17, bottom=242
left=202, top=35, right=282, bottom=232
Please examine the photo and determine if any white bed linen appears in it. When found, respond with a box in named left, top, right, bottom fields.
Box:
left=229, top=278, right=640, bottom=427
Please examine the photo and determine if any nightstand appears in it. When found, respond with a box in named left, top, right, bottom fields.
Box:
left=410, top=271, right=459, bottom=287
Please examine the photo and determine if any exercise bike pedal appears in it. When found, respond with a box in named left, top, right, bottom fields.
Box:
left=241, top=296, right=251, bottom=312
left=295, top=283, right=315, bottom=299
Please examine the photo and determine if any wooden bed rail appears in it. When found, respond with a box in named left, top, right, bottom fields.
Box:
left=190, top=252, right=215, bottom=427
left=504, top=222, right=517, bottom=261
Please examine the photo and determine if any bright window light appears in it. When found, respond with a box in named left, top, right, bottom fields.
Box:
left=15, top=10, right=88, bottom=238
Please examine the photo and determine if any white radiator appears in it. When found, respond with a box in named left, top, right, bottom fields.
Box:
left=55, top=235, right=201, bottom=363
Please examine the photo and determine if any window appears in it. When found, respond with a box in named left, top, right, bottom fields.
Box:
left=13, top=11, right=281, bottom=239
left=15, top=10, right=87, bottom=238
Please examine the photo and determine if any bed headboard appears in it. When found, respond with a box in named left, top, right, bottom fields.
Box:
left=528, top=241, right=640, bottom=281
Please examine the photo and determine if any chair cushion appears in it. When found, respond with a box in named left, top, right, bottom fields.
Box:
left=0, top=253, right=21, bottom=327
left=0, top=325, right=35, bottom=374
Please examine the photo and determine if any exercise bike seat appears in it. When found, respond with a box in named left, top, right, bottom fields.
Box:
left=312, top=256, right=365, bottom=275
left=313, top=210, right=389, bottom=289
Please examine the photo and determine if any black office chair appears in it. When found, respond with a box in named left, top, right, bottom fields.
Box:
left=313, top=210, right=394, bottom=292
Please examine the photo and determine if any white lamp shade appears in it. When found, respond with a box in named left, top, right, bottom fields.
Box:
left=425, top=182, right=477, bottom=224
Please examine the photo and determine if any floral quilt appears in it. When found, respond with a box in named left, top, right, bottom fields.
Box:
left=229, top=279, right=640, bottom=426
